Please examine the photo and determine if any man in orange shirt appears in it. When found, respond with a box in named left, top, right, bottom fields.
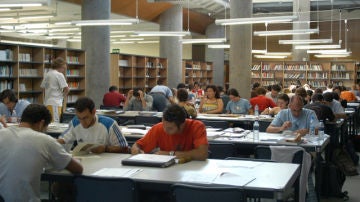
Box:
left=340, top=87, right=357, bottom=102
left=131, top=104, right=208, bottom=160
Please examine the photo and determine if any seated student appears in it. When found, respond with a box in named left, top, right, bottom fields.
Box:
left=102, top=85, right=126, bottom=107
left=0, top=104, right=83, bottom=201
left=199, top=85, right=224, bottom=114
left=131, top=104, right=208, bottom=161
left=265, top=84, right=282, bottom=103
left=261, top=93, right=289, bottom=116
left=226, top=88, right=251, bottom=114
left=250, top=87, right=277, bottom=113
left=323, top=92, right=347, bottom=119
left=218, top=86, right=230, bottom=113
left=177, top=88, right=197, bottom=118
left=57, top=97, right=129, bottom=153
left=266, top=95, right=319, bottom=136
left=123, top=89, right=153, bottom=111
left=304, top=93, right=335, bottom=122
left=0, top=89, right=30, bottom=123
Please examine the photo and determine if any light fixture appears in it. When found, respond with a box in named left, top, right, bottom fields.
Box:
left=18, top=15, right=54, bottom=20
left=111, top=30, right=135, bottom=34
left=0, top=3, right=42, bottom=7
left=113, top=41, right=135, bottom=44
left=72, top=19, right=139, bottom=26
left=254, top=55, right=287, bottom=59
left=215, top=15, right=298, bottom=25
left=67, top=39, right=81, bottom=42
left=265, top=52, right=292, bottom=56
left=46, top=36, right=70, bottom=39
left=254, top=28, right=319, bottom=36
left=307, top=49, right=351, bottom=54
left=110, top=35, right=126, bottom=38
left=208, top=44, right=230, bottom=49
left=181, top=38, right=226, bottom=44
left=120, top=38, right=144, bottom=41
left=0, top=39, right=53, bottom=47
left=279, top=39, right=333, bottom=44
left=251, top=49, right=267, bottom=54
left=138, top=41, right=159, bottom=44
left=295, top=44, right=341, bottom=49
left=134, top=31, right=190, bottom=37
left=314, top=54, right=350, bottom=58
left=0, top=8, right=11, bottom=11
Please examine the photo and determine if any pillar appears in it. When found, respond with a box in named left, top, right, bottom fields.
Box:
left=206, top=23, right=225, bottom=87
left=81, top=0, right=111, bottom=107
left=292, top=0, right=310, bottom=61
left=159, top=5, right=182, bottom=88
left=229, top=0, right=252, bottom=99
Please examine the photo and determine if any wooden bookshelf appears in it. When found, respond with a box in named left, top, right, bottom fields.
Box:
left=182, top=60, right=213, bottom=85
left=0, top=43, right=86, bottom=105
left=110, top=53, right=168, bottom=94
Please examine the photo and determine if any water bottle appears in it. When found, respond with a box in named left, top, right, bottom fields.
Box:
left=253, top=120, right=259, bottom=142
left=254, top=104, right=259, bottom=116
left=309, top=115, right=316, bottom=138
left=318, top=120, right=325, bottom=140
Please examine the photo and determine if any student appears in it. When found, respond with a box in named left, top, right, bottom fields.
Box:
left=266, top=84, right=282, bottom=103
left=0, top=104, right=83, bottom=201
left=226, top=88, right=251, bottom=114
left=199, top=85, right=224, bottom=114
left=102, top=85, right=126, bottom=107
left=304, top=93, right=335, bottom=122
left=250, top=87, right=277, bottom=113
left=177, top=88, right=197, bottom=118
left=149, top=80, right=175, bottom=112
left=57, top=97, right=129, bottom=153
left=261, top=93, right=289, bottom=116
left=131, top=104, right=208, bottom=161
left=323, top=92, right=346, bottom=119
left=0, top=89, right=30, bottom=123
left=41, top=57, right=69, bottom=122
left=123, top=88, right=153, bottom=111
left=266, top=95, right=319, bottom=136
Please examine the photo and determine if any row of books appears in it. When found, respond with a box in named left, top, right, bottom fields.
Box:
left=284, top=73, right=305, bottom=79
left=331, top=64, right=347, bottom=71
left=19, top=68, right=39, bottom=77
left=0, top=80, right=13, bottom=91
left=307, top=72, right=328, bottom=79
left=284, top=64, right=308, bottom=71
left=67, top=95, right=79, bottom=103
left=19, top=53, right=32, bottom=62
left=66, top=56, right=81, bottom=64
left=66, top=69, right=81, bottom=76
left=68, top=81, right=80, bottom=89
left=0, top=66, right=13, bottom=76
left=331, top=72, right=351, bottom=79
left=309, top=64, right=323, bottom=71
left=0, top=49, right=13, bottom=61
left=308, top=81, right=327, bottom=88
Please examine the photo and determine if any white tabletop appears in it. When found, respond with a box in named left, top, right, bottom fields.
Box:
left=196, top=114, right=273, bottom=122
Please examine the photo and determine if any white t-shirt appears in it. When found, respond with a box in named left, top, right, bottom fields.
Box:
left=41, top=69, right=68, bottom=106
left=0, top=126, right=72, bottom=202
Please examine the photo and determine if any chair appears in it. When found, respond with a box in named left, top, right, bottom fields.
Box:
left=209, top=143, right=236, bottom=159
left=74, top=175, right=137, bottom=202
left=258, top=120, right=271, bottom=132
left=201, top=120, right=229, bottom=129
left=172, top=183, right=245, bottom=202
left=0, top=194, right=3, bottom=202
left=134, top=116, right=161, bottom=126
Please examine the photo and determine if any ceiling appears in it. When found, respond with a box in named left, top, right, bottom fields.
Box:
left=0, top=0, right=360, bottom=44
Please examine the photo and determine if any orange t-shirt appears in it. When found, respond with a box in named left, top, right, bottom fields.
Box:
left=340, top=91, right=357, bottom=102
left=250, top=95, right=277, bottom=112
left=136, top=119, right=208, bottom=153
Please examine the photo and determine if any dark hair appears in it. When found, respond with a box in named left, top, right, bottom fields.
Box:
left=217, top=86, right=224, bottom=93
left=109, top=86, right=118, bottom=92
left=163, top=104, right=187, bottom=128
left=271, top=84, right=281, bottom=92
left=206, top=85, right=220, bottom=99
left=311, top=93, right=324, bottom=102
left=228, top=88, right=239, bottom=97
left=74, top=97, right=95, bottom=112
left=256, top=87, right=266, bottom=95
left=332, top=92, right=340, bottom=101
left=314, top=88, right=323, bottom=94
left=21, top=104, right=51, bottom=126
left=252, top=82, right=260, bottom=90
left=0, top=89, right=17, bottom=103
left=177, top=88, right=189, bottom=102
left=176, top=83, right=186, bottom=89
left=52, top=57, right=66, bottom=69
left=188, top=83, right=194, bottom=90
left=323, top=92, right=334, bottom=102
left=295, top=87, right=307, bottom=98
left=306, top=90, right=313, bottom=97
left=133, top=89, right=140, bottom=97
left=290, top=95, right=304, bottom=106
left=277, top=93, right=290, bottom=105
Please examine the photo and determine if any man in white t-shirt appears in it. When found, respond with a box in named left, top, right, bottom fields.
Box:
left=0, top=104, right=83, bottom=202
left=58, top=97, right=129, bottom=153
left=41, top=57, right=69, bottom=123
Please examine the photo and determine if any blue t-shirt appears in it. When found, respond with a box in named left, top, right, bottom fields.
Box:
left=226, top=98, right=251, bottom=114
left=0, top=99, right=30, bottom=118
left=270, top=108, right=319, bottom=131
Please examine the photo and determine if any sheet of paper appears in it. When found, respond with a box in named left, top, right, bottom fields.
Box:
left=207, top=131, right=225, bottom=138
left=128, top=154, right=175, bottom=162
left=121, top=128, right=148, bottom=135
left=72, top=143, right=101, bottom=156
left=92, top=168, right=142, bottom=177
left=214, top=172, right=256, bottom=186
left=217, top=160, right=263, bottom=169
left=181, top=172, right=219, bottom=184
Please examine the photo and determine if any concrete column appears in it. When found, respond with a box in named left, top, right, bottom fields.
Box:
left=293, top=0, right=310, bottom=61
left=206, top=23, right=225, bottom=86
left=159, top=5, right=182, bottom=88
left=81, top=0, right=110, bottom=107
left=229, top=0, right=252, bottom=99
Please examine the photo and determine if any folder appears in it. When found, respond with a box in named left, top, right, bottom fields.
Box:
left=122, top=154, right=176, bottom=168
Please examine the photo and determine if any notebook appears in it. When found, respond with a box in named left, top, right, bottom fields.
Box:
left=122, top=154, right=176, bottom=168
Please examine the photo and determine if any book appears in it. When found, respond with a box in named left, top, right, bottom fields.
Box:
left=122, top=154, right=176, bottom=168
left=72, top=142, right=101, bottom=156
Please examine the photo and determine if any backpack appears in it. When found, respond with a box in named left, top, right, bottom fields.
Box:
left=332, top=147, right=359, bottom=176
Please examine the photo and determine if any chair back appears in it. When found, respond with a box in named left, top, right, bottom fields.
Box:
left=201, top=120, right=229, bottom=129
left=74, top=176, right=137, bottom=202
left=172, top=183, right=244, bottom=202
left=209, top=143, right=236, bottom=159
left=258, top=120, right=271, bottom=132
left=134, top=116, right=161, bottom=126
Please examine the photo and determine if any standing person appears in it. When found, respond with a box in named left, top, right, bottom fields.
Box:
left=102, top=85, right=126, bottom=107
left=123, top=88, right=153, bottom=111
left=57, top=97, right=129, bottom=153
left=149, top=80, right=175, bottom=112
left=199, top=85, right=224, bottom=114
left=0, top=104, right=83, bottom=201
left=0, top=89, right=30, bottom=123
left=41, top=57, right=69, bottom=122
left=226, top=88, right=251, bottom=115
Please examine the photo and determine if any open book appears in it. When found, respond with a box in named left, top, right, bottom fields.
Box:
left=72, top=142, right=101, bottom=156
left=122, top=154, right=176, bottom=168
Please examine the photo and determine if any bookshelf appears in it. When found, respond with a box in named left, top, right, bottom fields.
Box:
left=182, top=60, right=213, bottom=85
left=251, top=61, right=356, bottom=89
left=0, top=43, right=86, bottom=105
left=110, top=53, right=168, bottom=93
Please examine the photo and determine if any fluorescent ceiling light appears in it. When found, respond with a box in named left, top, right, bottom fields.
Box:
left=46, top=36, right=70, bottom=39
left=215, top=15, right=298, bottom=25
left=254, top=55, right=287, bottom=59
left=208, top=44, right=230, bottom=49
left=113, top=41, right=135, bottom=44
left=120, top=38, right=144, bottom=41
left=138, top=41, right=159, bottom=44
left=295, top=44, right=341, bottom=49
left=0, top=8, right=11, bottom=11
left=279, top=39, right=333, bottom=44
left=110, top=35, right=126, bottom=38
left=19, top=15, right=54, bottom=20
left=314, top=54, right=350, bottom=58
left=181, top=38, right=226, bottom=44
left=252, top=49, right=267, bottom=54
left=0, top=3, right=42, bottom=7
left=67, top=39, right=81, bottom=42
left=134, top=31, right=190, bottom=37
left=111, top=31, right=135, bottom=34
left=54, top=21, right=72, bottom=25
left=72, top=19, right=139, bottom=26
left=254, top=28, right=319, bottom=36
left=0, top=39, right=53, bottom=47
left=307, top=49, right=351, bottom=54
left=265, top=52, right=292, bottom=56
